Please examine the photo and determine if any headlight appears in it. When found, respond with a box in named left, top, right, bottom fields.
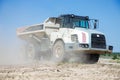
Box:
left=79, top=44, right=89, bottom=48
left=108, top=45, right=113, bottom=50
left=71, top=34, right=78, bottom=42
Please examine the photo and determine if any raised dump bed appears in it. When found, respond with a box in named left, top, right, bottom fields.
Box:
left=16, top=17, right=60, bottom=41
left=17, top=24, right=45, bottom=40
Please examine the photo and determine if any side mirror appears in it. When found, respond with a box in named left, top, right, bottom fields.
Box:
left=94, top=20, right=98, bottom=29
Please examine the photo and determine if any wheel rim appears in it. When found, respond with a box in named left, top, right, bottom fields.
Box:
left=54, top=45, right=63, bottom=58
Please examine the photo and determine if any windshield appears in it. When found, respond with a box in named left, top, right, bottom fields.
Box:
left=61, top=17, right=89, bottom=29
left=72, top=18, right=89, bottom=28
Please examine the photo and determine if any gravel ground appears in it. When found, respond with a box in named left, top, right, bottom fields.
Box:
left=0, top=59, right=120, bottom=80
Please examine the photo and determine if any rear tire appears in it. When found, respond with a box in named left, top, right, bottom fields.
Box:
left=25, top=43, right=36, bottom=60
left=25, top=43, right=41, bottom=60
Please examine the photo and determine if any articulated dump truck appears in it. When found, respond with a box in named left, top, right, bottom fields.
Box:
left=17, top=14, right=113, bottom=63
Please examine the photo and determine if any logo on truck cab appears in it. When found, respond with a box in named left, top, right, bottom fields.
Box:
left=82, top=32, right=86, bottom=43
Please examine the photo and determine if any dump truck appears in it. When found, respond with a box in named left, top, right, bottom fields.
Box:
left=17, top=14, right=113, bottom=63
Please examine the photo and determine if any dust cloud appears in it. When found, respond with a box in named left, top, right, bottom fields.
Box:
left=0, top=32, right=26, bottom=65
left=0, top=27, right=95, bottom=65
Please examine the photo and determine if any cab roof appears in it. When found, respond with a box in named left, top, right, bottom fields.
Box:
left=58, top=14, right=89, bottom=20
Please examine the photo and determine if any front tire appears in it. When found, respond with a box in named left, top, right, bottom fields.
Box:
left=52, top=40, right=65, bottom=63
left=89, top=54, right=100, bottom=63
left=77, top=53, right=100, bottom=64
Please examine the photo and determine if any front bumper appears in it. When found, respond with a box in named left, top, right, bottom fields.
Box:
left=72, top=48, right=112, bottom=54
left=65, top=43, right=113, bottom=54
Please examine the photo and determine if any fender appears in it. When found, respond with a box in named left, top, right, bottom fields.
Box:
left=50, top=32, right=64, bottom=45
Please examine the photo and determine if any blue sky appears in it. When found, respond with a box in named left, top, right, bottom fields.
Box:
left=0, top=0, right=120, bottom=52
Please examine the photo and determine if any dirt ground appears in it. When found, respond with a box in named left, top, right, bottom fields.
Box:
left=0, top=59, right=120, bottom=80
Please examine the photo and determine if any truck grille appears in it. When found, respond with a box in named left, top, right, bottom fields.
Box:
left=91, top=34, right=106, bottom=49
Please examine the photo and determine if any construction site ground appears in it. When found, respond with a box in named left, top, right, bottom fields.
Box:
left=0, top=58, right=120, bottom=80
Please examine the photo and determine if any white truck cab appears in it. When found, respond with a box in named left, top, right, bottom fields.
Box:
left=17, top=14, right=113, bottom=63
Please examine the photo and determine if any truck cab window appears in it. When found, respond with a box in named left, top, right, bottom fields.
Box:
left=73, top=20, right=89, bottom=28
left=60, top=15, right=89, bottom=29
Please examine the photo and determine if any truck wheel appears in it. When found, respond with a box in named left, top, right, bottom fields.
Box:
left=77, top=54, right=100, bottom=64
left=25, top=43, right=38, bottom=60
left=52, top=40, right=65, bottom=63
left=89, top=54, right=100, bottom=63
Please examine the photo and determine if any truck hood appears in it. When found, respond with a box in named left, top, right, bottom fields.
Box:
left=75, top=28, right=104, bottom=35
left=72, top=28, right=105, bottom=43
